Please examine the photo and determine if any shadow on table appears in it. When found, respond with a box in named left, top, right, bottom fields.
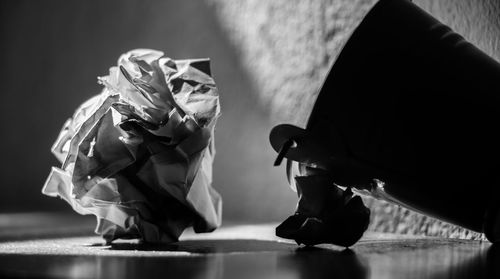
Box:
left=0, top=239, right=369, bottom=279
left=103, top=239, right=297, bottom=253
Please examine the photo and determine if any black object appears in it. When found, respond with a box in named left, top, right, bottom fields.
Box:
left=271, top=0, right=500, bottom=245
left=275, top=175, right=370, bottom=247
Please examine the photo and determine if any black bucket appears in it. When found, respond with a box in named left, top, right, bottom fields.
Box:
left=271, top=0, right=500, bottom=242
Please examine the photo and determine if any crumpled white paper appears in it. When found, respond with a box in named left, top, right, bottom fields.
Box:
left=43, top=49, right=222, bottom=243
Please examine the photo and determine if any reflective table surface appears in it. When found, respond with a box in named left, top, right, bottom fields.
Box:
left=0, top=214, right=497, bottom=279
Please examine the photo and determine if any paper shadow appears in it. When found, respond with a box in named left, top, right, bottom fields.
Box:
left=103, top=239, right=370, bottom=279
left=104, top=239, right=296, bottom=253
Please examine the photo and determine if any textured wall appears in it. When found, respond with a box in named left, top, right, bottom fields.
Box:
left=208, top=0, right=500, bottom=238
left=416, top=0, right=500, bottom=62
left=207, top=0, right=377, bottom=127
left=208, top=0, right=500, bottom=126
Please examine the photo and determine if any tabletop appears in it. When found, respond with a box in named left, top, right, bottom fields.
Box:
left=0, top=213, right=497, bottom=279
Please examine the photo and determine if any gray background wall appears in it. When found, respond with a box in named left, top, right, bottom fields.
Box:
left=2, top=0, right=500, bottom=236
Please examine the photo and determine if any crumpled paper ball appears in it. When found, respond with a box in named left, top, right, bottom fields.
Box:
left=43, top=49, right=222, bottom=243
